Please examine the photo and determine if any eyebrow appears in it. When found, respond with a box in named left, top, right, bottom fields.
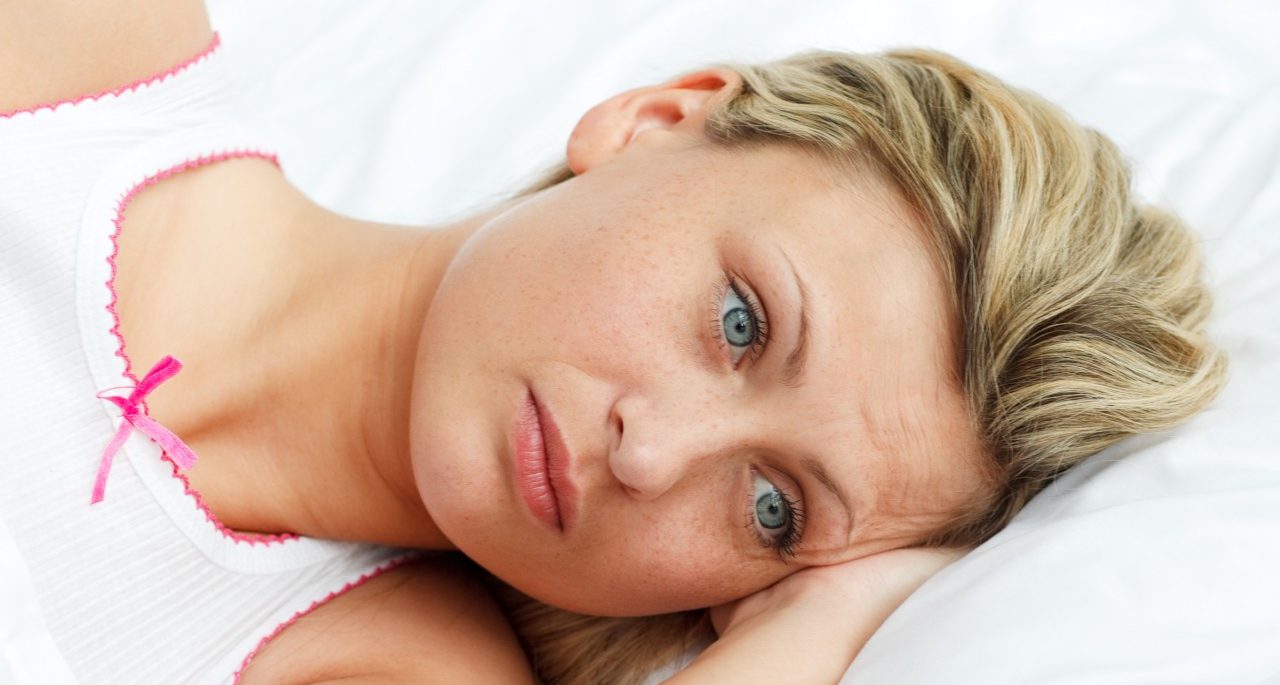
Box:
left=777, top=248, right=810, bottom=390
left=802, top=454, right=856, bottom=542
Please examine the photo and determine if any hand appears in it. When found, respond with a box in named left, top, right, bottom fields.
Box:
left=667, top=547, right=973, bottom=684
left=709, top=546, right=970, bottom=639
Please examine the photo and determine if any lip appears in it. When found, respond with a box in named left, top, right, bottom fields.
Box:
left=512, top=388, right=578, bottom=533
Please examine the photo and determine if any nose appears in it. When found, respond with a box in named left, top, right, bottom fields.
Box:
left=607, top=389, right=751, bottom=501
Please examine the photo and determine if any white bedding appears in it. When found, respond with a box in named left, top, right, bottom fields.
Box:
left=4, top=1, right=1278, bottom=682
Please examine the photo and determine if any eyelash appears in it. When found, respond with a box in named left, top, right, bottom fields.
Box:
left=709, top=273, right=771, bottom=368
left=745, top=471, right=807, bottom=562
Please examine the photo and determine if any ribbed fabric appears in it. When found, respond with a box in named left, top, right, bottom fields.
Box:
left=0, top=34, right=411, bottom=684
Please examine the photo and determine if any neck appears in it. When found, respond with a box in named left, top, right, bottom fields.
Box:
left=179, top=163, right=523, bottom=549
left=256, top=214, right=456, bottom=549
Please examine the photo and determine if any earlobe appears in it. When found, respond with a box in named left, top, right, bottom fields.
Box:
left=565, top=67, right=743, bottom=175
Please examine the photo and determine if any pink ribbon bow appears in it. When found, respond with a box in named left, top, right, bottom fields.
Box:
left=92, top=355, right=198, bottom=504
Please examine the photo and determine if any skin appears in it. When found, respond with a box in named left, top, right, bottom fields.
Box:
left=410, top=72, right=994, bottom=616
left=99, top=11, right=993, bottom=620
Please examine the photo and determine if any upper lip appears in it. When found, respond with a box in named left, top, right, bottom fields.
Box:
left=532, top=391, right=578, bottom=533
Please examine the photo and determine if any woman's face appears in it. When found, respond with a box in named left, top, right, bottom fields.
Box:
left=409, top=70, right=992, bottom=616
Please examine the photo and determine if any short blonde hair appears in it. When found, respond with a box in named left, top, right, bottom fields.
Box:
left=480, top=46, right=1230, bottom=685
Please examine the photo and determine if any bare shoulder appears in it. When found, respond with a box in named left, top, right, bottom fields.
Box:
left=0, top=0, right=213, bottom=113
left=239, top=556, right=537, bottom=685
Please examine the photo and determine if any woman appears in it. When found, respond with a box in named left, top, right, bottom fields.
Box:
left=0, top=1, right=1227, bottom=683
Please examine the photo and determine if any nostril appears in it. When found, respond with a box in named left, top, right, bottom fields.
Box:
left=608, top=397, right=647, bottom=498
left=609, top=402, right=624, bottom=451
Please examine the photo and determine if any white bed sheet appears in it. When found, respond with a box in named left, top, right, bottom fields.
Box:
left=4, top=1, right=1277, bottom=682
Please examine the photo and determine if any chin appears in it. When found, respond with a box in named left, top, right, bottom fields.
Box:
left=492, top=567, right=701, bottom=618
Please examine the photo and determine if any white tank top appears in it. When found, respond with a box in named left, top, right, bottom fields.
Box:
left=0, top=33, right=413, bottom=684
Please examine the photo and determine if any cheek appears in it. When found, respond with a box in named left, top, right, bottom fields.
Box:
left=511, top=507, right=774, bottom=617
left=432, top=211, right=699, bottom=384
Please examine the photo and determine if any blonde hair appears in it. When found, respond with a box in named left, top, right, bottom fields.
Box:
left=479, top=46, right=1230, bottom=684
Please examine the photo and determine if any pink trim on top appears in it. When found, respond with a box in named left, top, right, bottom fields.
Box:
left=0, top=32, right=222, bottom=120
left=105, top=148, right=300, bottom=546
left=233, top=554, right=419, bottom=683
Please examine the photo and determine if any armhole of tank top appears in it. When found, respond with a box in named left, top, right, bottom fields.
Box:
left=228, top=552, right=422, bottom=684
left=0, top=32, right=224, bottom=121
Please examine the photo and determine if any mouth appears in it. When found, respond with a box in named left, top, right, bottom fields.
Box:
left=513, top=388, right=577, bottom=533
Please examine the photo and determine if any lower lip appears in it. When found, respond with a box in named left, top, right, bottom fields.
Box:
left=513, top=389, right=563, bottom=533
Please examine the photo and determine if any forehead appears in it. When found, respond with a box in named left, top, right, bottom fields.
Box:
left=697, top=143, right=957, bottom=390
left=689, top=144, right=983, bottom=547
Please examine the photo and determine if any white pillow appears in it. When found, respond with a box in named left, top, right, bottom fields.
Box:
left=842, top=4, right=1280, bottom=681
left=205, top=2, right=1280, bottom=682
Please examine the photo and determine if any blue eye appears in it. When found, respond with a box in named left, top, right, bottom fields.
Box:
left=755, top=486, right=788, bottom=529
left=718, top=277, right=768, bottom=366
left=750, top=471, right=801, bottom=559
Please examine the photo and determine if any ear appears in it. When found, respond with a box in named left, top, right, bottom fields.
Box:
left=565, top=67, right=743, bottom=175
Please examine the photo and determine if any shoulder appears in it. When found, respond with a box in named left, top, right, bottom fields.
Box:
left=0, top=0, right=213, bottom=114
left=238, top=555, right=537, bottom=685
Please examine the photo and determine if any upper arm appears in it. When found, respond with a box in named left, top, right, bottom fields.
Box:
left=239, top=556, right=538, bottom=685
left=0, top=0, right=213, bottom=113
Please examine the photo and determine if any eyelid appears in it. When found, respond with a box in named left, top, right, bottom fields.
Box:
left=756, top=463, right=801, bottom=508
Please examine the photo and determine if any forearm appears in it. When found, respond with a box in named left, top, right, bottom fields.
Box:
left=666, top=547, right=966, bottom=685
